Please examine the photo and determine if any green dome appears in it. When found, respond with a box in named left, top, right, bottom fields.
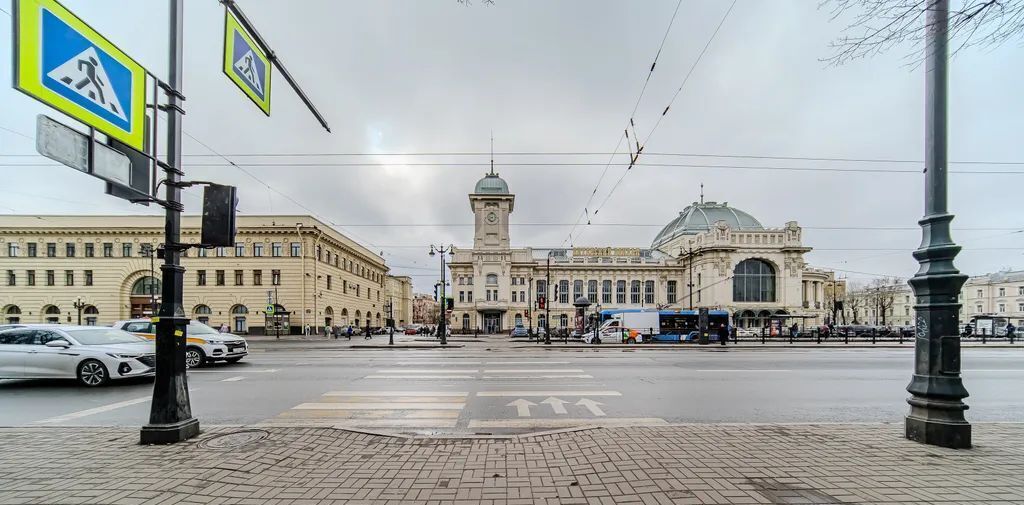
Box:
left=474, top=171, right=509, bottom=194
left=652, top=201, right=763, bottom=249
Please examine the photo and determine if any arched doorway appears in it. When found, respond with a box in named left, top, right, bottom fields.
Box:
left=537, top=314, right=546, bottom=331
left=376, top=312, right=381, bottom=326
left=514, top=313, right=523, bottom=327
left=559, top=314, right=568, bottom=328
left=231, top=305, right=248, bottom=333
left=324, top=306, right=334, bottom=328
left=193, top=304, right=212, bottom=325
left=130, top=276, right=162, bottom=318
left=354, top=310, right=361, bottom=327
left=340, top=308, right=349, bottom=326
left=462, top=313, right=470, bottom=330
left=84, top=305, right=99, bottom=326
left=4, top=305, right=21, bottom=324
left=43, top=305, right=60, bottom=324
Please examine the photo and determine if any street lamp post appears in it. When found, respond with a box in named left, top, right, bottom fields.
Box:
left=429, top=244, right=453, bottom=346
left=386, top=297, right=394, bottom=346
left=72, top=297, right=86, bottom=326
left=545, top=251, right=553, bottom=345
left=905, top=0, right=970, bottom=449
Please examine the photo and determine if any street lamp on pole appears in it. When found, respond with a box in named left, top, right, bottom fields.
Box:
left=905, top=0, right=970, bottom=449
left=72, top=297, right=86, bottom=326
left=429, top=244, right=453, bottom=346
left=545, top=250, right=553, bottom=345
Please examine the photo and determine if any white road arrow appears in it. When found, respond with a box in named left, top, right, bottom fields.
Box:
left=540, top=397, right=569, bottom=415
left=507, top=398, right=536, bottom=417
left=576, top=398, right=606, bottom=416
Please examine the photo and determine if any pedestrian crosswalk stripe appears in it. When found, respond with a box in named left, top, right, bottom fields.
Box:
left=484, top=361, right=571, bottom=365
left=317, top=396, right=465, bottom=403
left=276, top=410, right=460, bottom=419
left=376, top=369, right=479, bottom=373
left=365, top=375, right=476, bottom=379
left=476, top=391, right=621, bottom=397
left=331, top=419, right=458, bottom=428
left=482, top=369, right=584, bottom=373
left=483, top=375, right=593, bottom=379
left=293, top=402, right=465, bottom=410
left=323, top=391, right=468, bottom=397
left=396, top=361, right=482, bottom=365
left=467, top=418, right=667, bottom=428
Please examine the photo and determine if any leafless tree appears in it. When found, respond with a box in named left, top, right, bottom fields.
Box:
left=860, top=276, right=905, bottom=325
left=457, top=0, right=494, bottom=5
left=823, top=0, right=1024, bottom=65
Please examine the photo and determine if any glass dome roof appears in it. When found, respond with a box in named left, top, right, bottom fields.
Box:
left=651, top=201, right=763, bottom=249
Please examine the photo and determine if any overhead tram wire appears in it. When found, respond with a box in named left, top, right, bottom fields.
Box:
left=563, top=0, right=685, bottom=247
left=591, top=0, right=739, bottom=218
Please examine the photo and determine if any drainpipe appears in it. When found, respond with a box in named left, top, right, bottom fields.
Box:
left=313, top=227, right=323, bottom=332
left=297, top=223, right=304, bottom=331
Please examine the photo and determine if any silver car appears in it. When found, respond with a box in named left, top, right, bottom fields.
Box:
left=0, top=325, right=155, bottom=386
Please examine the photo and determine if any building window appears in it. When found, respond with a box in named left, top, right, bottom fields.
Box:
left=733, top=259, right=776, bottom=303
left=588, top=280, right=598, bottom=304
left=232, top=305, right=248, bottom=333
left=998, top=287, right=1005, bottom=297
left=467, top=291, right=473, bottom=302
left=316, top=245, right=322, bottom=261
left=7, top=243, right=18, bottom=257
left=197, top=270, right=206, bottom=286
left=85, top=270, right=93, bottom=286
left=326, top=275, right=332, bottom=290
left=559, top=314, right=568, bottom=328
left=574, top=280, right=584, bottom=301
left=905, top=306, right=910, bottom=315
left=644, top=280, right=655, bottom=304
left=462, top=313, right=470, bottom=330
left=271, top=270, right=281, bottom=285
left=290, top=242, right=301, bottom=257
left=616, top=280, right=626, bottom=304
left=84, top=243, right=94, bottom=257
left=272, top=243, right=282, bottom=257
left=630, top=280, right=641, bottom=304
left=44, top=305, right=60, bottom=324
left=216, top=270, right=225, bottom=286
left=103, top=243, right=112, bottom=257
left=122, top=243, right=132, bottom=257
left=45, top=243, right=56, bottom=257
left=27, top=243, right=36, bottom=257
left=511, top=291, right=516, bottom=302
left=66, top=243, right=75, bottom=257
left=558, top=280, right=569, bottom=304
left=26, top=270, right=35, bottom=286
left=234, top=270, right=243, bottom=286
left=197, top=247, right=208, bottom=258
left=254, top=243, right=264, bottom=257
left=601, top=280, right=612, bottom=304
left=356, top=285, right=361, bottom=297
left=235, top=243, right=245, bottom=257
left=459, top=291, right=465, bottom=303
left=65, top=270, right=74, bottom=286
left=253, top=270, right=262, bottom=285
left=467, top=275, right=473, bottom=285
left=1019, top=287, right=1024, bottom=296
left=667, top=281, right=677, bottom=304
left=977, top=289, right=983, bottom=298
left=520, top=290, right=525, bottom=303
left=6, top=270, right=14, bottom=286
left=1018, top=303, right=1024, bottom=312
left=458, top=276, right=465, bottom=285
left=46, top=270, right=55, bottom=286
left=486, top=273, right=498, bottom=285
left=537, top=280, right=547, bottom=298
left=976, top=304, right=982, bottom=313
left=998, top=303, right=1006, bottom=313
left=215, top=247, right=225, bottom=257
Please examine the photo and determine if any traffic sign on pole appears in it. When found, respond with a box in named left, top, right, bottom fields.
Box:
left=13, top=0, right=147, bottom=151
left=222, top=8, right=271, bottom=115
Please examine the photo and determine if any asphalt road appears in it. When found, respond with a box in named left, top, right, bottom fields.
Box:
left=1, top=346, right=1021, bottom=436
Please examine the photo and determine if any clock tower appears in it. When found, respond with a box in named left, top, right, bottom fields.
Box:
left=470, top=169, right=514, bottom=249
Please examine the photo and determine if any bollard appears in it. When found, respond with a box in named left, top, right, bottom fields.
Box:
left=872, top=331, right=876, bottom=345
left=844, top=330, right=849, bottom=344
left=982, top=330, right=986, bottom=344
left=761, top=330, right=766, bottom=345
left=899, top=331, right=903, bottom=344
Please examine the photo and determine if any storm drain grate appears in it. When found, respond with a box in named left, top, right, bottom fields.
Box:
left=198, top=430, right=270, bottom=450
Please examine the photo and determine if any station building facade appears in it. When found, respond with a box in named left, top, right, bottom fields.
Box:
left=447, top=171, right=837, bottom=333
left=0, top=215, right=411, bottom=333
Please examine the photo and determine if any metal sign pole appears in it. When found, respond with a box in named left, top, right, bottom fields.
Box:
left=140, top=0, right=198, bottom=445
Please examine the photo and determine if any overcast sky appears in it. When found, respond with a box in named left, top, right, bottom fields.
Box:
left=2, top=0, right=1022, bottom=292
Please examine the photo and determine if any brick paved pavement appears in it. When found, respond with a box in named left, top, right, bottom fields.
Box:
left=1, top=423, right=1022, bottom=505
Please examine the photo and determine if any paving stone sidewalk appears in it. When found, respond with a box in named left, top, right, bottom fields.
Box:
left=1, top=423, right=1022, bottom=505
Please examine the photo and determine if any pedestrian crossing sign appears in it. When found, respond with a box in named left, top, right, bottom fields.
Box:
left=12, top=0, right=147, bottom=151
left=223, top=9, right=271, bottom=116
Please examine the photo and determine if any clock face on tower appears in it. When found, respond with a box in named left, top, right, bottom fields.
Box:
left=486, top=212, right=498, bottom=224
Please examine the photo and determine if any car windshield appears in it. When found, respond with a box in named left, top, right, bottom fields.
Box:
left=66, top=328, right=148, bottom=345
left=187, top=322, right=220, bottom=335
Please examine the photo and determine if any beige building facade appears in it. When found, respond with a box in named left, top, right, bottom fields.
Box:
left=412, top=293, right=439, bottom=325
left=385, top=275, right=413, bottom=326
left=447, top=171, right=836, bottom=334
left=0, top=215, right=404, bottom=334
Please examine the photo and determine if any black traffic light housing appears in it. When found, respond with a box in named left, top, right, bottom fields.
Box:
left=537, top=296, right=546, bottom=310
left=201, top=184, right=238, bottom=247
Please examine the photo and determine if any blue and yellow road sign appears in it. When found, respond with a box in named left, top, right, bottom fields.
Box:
left=12, top=0, right=147, bottom=152
left=223, top=9, right=271, bottom=116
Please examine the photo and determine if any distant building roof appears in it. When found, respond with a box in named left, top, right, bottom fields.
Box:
left=651, top=201, right=763, bottom=248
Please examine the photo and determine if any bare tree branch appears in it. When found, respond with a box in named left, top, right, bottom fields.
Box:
left=823, top=0, right=1024, bottom=65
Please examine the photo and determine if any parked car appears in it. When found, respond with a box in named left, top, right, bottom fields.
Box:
left=0, top=325, right=155, bottom=386
left=404, top=327, right=419, bottom=335
left=112, top=319, right=247, bottom=368
left=510, top=325, right=529, bottom=337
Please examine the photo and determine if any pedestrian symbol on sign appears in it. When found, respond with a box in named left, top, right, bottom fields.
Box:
left=233, top=49, right=264, bottom=96
left=46, top=46, right=127, bottom=122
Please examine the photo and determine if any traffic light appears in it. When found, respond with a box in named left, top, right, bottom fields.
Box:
left=537, top=296, right=546, bottom=310
left=446, top=297, right=454, bottom=311
left=433, top=285, right=438, bottom=299
left=201, top=184, right=238, bottom=247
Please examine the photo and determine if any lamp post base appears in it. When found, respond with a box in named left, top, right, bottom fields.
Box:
left=905, top=414, right=970, bottom=449
left=140, top=418, right=200, bottom=445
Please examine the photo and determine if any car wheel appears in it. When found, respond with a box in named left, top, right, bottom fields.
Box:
left=185, top=347, right=206, bottom=369
left=225, top=357, right=243, bottom=364
left=77, top=359, right=109, bottom=387
left=626, top=337, right=636, bottom=344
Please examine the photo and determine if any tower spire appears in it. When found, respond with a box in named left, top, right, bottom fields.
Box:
left=490, top=131, right=495, bottom=175
left=700, top=183, right=704, bottom=205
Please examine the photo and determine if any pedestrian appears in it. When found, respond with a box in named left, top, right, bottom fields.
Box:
left=963, top=323, right=973, bottom=337
left=346, top=325, right=353, bottom=340
left=219, top=323, right=228, bottom=334
left=1006, top=322, right=1016, bottom=339
left=303, top=324, right=310, bottom=336
left=790, top=323, right=799, bottom=339
left=323, top=323, right=330, bottom=338
left=718, top=324, right=728, bottom=346
left=365, top=321, right=372, bottom=340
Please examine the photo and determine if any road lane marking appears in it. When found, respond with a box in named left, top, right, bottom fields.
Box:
left=34, top=388, right=196, bottom=424
left=221, top=376, right=245, bottom=382
left=541, top=397, right=569, bottom=415
left=484, top=361, right=571, bottom=365
left=692, top=369, right=792, bottom=372
left=396, top=361, right=482, bottom=365
left=576, top=398, right=606, bottom=416
left=293, top=402, right=465, bottom=410
left=483, top=375, right=593, bottom=379
left=476, top=391, right=621, bottom=397
left=365, top=375, right=476, bottom=379
left=467, top=418, right=667, bottom=429
left=507, top=399, right=536, bottom=417
left=324, top=391, right=468, bottom=397
left=376, top=369, right=478, bottom=373
left=482, top=369, right=584, bottom=373
left=188, top=369, right=279, bottom=373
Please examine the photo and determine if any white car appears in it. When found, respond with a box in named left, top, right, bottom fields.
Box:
left=0, top=325, right=156, bottom=386
left=112, top=319, right=247, bottom=368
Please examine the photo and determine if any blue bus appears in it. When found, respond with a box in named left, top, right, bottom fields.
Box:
left=598, top=309, right=730, bottom=343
